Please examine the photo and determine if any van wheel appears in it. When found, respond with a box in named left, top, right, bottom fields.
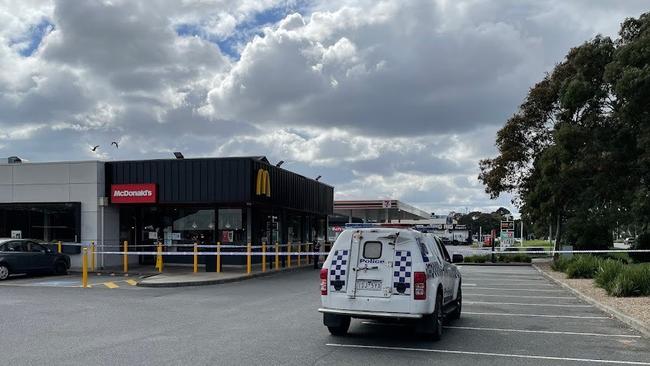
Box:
left=449, top=286, right=462, bottom=320
left=0, top=264, right=9, bottom=280
left=54, top=261, right=68, bottom=275
left=327, top=316, right=351, bottom=336
left=431, top=292, right=444, bottom=341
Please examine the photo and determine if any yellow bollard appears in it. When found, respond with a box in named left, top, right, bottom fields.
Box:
left=90, top=241, right=95, bottom=271
left=82, top=247, right=88, bottom=288
left=262, top=242, right=266, bottom=272
left=287, top=243, right=291, bottom=268
left=217, top=242, right=221, bottom=273
left=193, top=242, right=198, bottom=273
left=297, top=243, right=302, bottom=266
left=123, top=240, right=128, bottom=273
left=246, top=242, right=252, bottom=275
left=156, top=242, right=163, bottom=272
left=275, top=242, right=279, bottom=270
left=57, top=241, right=62, bottom=254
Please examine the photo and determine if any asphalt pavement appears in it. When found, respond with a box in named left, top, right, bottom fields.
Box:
left=1, top=266, right=649, bottom=365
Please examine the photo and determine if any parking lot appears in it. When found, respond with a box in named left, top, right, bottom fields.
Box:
left=1, top=265, right=649, bottom=365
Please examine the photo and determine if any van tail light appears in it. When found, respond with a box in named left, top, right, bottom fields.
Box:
left=320, top=268, right=328, bottom=295
left=414, top=272, right=427, bottom=300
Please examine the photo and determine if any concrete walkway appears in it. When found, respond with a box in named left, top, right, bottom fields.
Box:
left=138, top=265, right=317, bottom=287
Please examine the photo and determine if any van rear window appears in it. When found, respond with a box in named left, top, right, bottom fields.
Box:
left=363, top=241, right=382, bottom=259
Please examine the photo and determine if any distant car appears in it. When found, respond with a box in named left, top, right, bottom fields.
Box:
left=0, top=239, right=71, bottom=280
left=624, top=237, right=636, bottom=246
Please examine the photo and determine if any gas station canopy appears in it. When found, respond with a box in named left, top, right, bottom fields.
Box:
left=333, top=200, right=431, bottom=223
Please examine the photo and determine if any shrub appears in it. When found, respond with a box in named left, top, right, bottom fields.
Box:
left=500, top=253, right=532, bottom=263
left=463, top=255, right=487, bottom=263
left=551, top=256, right=575, bottom=272
left=594, top=259, right=624, bottom=292
left=601, top=251, right=632, bottom=264
left=565, top=255, right=602, bottom=279
left=630, top=233, right=650, bottom=263
left=607, top=264, right=650, bottom=297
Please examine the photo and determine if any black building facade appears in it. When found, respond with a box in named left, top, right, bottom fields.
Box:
left=105, top=156, right=333, bottom=267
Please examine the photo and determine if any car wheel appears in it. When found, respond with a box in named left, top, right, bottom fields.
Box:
left=449, top=286, right=462, bottom=320
left=327, top=316, right=351, bottom=336
left=0, top=264, right=9, bottom=281
left=54, top=261, right=68, bottom=275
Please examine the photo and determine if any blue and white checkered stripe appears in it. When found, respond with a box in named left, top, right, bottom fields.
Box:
left=393, top=250, right=412, bottom=295
left=329, top=249, right=349, bottom=292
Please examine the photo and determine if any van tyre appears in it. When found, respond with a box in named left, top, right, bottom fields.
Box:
left=54, top=261, right=68, bottom=275
left=431, top=292, right=444, bottom=341
left=0, top=264, right=9, bottom=281
left=327, top=316, right=351, bottom=336
left=449, top=286, right=462, bottom=320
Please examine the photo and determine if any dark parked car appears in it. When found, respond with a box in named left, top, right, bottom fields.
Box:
left=0, top=239, right=71, bottom=280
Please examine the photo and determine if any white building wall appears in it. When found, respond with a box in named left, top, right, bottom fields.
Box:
left=0, top=161, right=117, bottom=269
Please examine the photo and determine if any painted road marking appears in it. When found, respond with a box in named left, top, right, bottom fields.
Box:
left=465, top=286, right=565, bottom=292
left=326, top=344, right=650, bottom=365
left=126, top=279, right=138, bottom=286
left=464, top=293, right=575, bottom=299
left=443, top=326, right=641, bottom=338
left=462, top=278, right=550, bottom=282
left=465, top=282, right=555, bottom=286
left=465, top=301, right=592, bottom=308
left=464, top=311, right=609, bottom=319
left=104, top=282, right=119, bottom=289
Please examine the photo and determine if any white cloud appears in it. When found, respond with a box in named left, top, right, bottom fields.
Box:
left=0, top=0, right=648, bottom=214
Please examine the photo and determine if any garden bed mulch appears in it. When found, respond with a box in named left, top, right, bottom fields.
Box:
left=535, top=262, right=650, bottom=333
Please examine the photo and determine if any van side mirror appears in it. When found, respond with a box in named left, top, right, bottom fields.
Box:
left=452, top=254, right=463, bottom=263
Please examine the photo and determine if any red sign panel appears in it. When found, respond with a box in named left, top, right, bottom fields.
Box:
left=110, top=184, right=157, bottom=204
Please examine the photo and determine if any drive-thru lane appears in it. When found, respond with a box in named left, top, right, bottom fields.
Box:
left=1, top=266, right=648, bottom=365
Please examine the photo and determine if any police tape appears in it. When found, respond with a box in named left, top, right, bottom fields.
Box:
left=89, top=251, right=329, bottom=256
left=81, top=249, right=650, bottom=256
left=449, top=249, right=650, bottom=255
left=51, top=243, right=307, bottom=249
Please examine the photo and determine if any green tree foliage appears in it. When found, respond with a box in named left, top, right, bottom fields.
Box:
left=479, top=12, right=650, bottom=249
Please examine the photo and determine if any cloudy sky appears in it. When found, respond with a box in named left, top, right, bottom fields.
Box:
left=1, top=0, right=647, bottom=215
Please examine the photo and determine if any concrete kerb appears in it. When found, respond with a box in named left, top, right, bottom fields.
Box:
left=136, top=264, right=317, bottom=288
left=533, top=264, right=650, bottom=338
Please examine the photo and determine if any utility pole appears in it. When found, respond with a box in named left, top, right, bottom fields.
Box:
left=521, top=219, right=524, bottom=246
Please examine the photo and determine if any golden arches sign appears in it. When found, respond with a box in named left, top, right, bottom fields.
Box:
left=256, top=169, right=271, bottom=197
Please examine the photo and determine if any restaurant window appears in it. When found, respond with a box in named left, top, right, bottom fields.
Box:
left=218, top=208, right=246, bottom=244
left=0, top=203, right=81, bottom=242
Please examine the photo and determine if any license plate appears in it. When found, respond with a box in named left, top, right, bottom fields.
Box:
left=356, top=279, right=382, bottom=291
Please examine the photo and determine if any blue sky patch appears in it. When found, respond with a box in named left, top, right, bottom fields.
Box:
left=11, top=19, right=54, bottom=57
left=175, top=1, right=310, bottom=59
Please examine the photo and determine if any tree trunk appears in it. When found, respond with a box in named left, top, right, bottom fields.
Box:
left=554, top=212, right=562, bottom=251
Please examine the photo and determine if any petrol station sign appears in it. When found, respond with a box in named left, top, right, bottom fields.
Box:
left=500, top=220, right=515, bottom=247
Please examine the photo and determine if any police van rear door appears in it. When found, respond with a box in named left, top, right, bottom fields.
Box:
left=346, top=230, right=395, bottom=299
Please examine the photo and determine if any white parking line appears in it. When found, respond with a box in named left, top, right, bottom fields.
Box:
left=465, top=286, right=565, bottom=292
left=464, top=311, right=609, bottom=319
left=465, top=301, right=592, bottom=308
left=464, top=293, right=575, bottom=299
left=443, top=326, right=640, bottom=338
left=326, top=344, right=650, bottom=365
left=462, top=277, right=550, bottom=282
left=467, top=282, right=555, bottom=286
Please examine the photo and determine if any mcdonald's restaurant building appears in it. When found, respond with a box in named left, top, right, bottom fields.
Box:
left=0, top=156, right=334, bottom=270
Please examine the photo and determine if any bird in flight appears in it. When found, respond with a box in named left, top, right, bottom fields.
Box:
left=91, top=145, right=99, bottom=152
left=111, top=141, right=119, bottom=148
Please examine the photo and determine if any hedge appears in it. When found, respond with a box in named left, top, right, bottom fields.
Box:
left=552, top=255, right=650, bottom=297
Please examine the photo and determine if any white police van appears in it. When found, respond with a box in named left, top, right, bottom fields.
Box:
left=318, top=225, right=463, bottom=340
